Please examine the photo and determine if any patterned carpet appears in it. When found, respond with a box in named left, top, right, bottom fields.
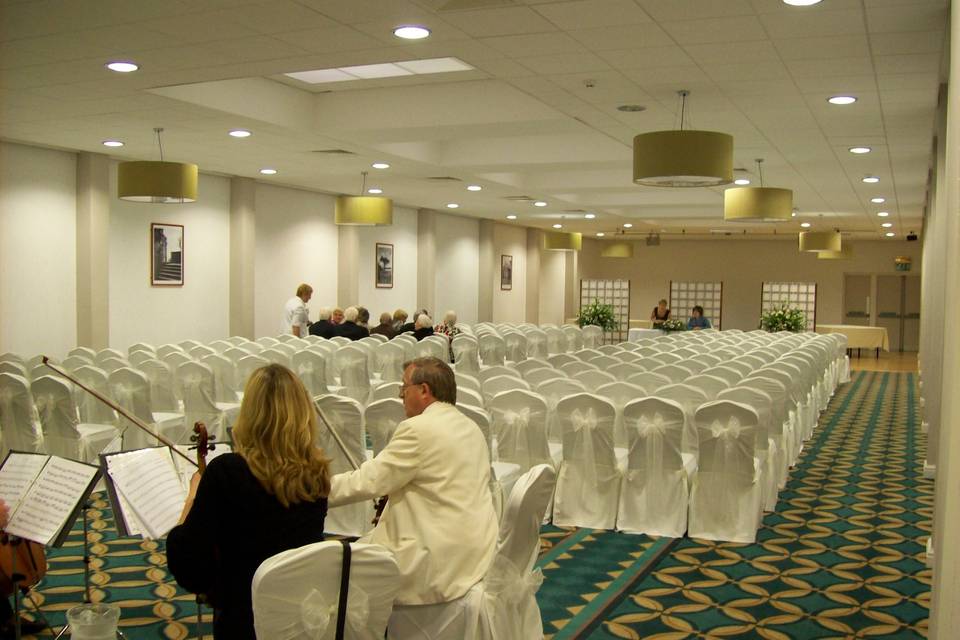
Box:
left=13, top=371, right=931, bottom=639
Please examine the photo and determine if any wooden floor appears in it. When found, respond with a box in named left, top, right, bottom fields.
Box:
left=849, top=350, right=918, bottom=372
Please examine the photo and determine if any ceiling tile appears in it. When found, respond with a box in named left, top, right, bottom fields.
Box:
left=438, top=6, right=558, bottom=37
left=869, top=30, right=945, bottom=55
left=518, top=51, right=610, bottom=75
left=596, top=46, right=695, bottom=70
left=482, top=32, right=585, bottom=57
left=684, top=40, right=779, bottom=66
left=866, top=4, right=947, bottom=33
left=660, top=16, right=767, bottom=45
left=786, top=57, right=874, bottom=78
left=638, top=0, right=755, bottom=21
left=874, top=53, right=941, bottom=75
left=533, top=0, right=652, bottom=29
left=272, top=25, right=385, bottom=53
left=760, top=9, right=866, bottom=39
left=568, top=23, right=674, bottom=51
left=774, top=34, right=870, bottom=61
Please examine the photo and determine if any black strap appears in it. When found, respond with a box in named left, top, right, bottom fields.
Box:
left=335, top=540, right=352, bottom=640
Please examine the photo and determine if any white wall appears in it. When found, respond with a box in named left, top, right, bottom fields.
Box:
left=109, top=169, right=231, bottom=349
left=0, top=142, right=78, bottom=358
left=356, top=206, right=418, bottom=319
left=492, top=223, right=527, bottom=323
left=254, top=184, right=338, bottom=336
left=434, top=213, right=479, bottom=324
left=539, top=249, right=568, bottom=325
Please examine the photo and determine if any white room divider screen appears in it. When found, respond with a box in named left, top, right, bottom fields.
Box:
left=670, top=281, right=723, bottom=330
left=761, top=282, right=817, bottom=330
left=580, top=279, right=630, bottom=344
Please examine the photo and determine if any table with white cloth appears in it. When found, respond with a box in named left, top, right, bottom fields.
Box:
left=816, top=324, right=889, bottom=358
left=628, top=328, right=663, bottom=341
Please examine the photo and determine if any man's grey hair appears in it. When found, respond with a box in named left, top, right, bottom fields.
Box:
left=317, top=307, right=331, bottom=320
left=344, top=306, right=359, bottom=322
left=403, top=357, right=456, bottom=404
left=415, top=314, right=433, bottom=329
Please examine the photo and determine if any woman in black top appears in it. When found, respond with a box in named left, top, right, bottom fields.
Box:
left=651, top=298, right=671, bottom=328
left=167, top=364, right=331, bottom=639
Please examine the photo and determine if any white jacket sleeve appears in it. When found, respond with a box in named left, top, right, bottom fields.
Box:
left=328, top=421, right=420, bottom=507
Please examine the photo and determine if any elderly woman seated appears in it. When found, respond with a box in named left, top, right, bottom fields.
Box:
left=433, top=310, right=461, bottom=339
left=413, top=314, right=435, bottom=341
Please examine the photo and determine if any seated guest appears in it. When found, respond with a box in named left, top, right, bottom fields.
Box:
left=357, top=306, right=371, bottom=329
left=687, top=305, right=711, bottom=330
left=650, top=298, right=671, bottom=328
left=433, top=310, right=461, bottom=339
left=332, top=306, right=370, bottom=341
left=399, top=309, right=425, bottom=334
left=167, top=365, right=330, bottom=640
left=330, top=357, right=497, bottom=622
left=371, top=312, right=397, bottom=339
left=308, top=307, right=336, bottom=339
left=331, top=307, right=345, bottom=325
left=413, top=314, right=434, bottom=341
left=392, top=309, right=408, bottom=333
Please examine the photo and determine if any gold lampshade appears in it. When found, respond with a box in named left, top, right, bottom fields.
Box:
left=724, top=186, right=792, bottom=221
left=799, top=230, right=841, bottom=253
left=817, top=243, right=854, bottom=259
left=600, top=242, right=634, bottom=258
left=118, top=161, right=198, bottom=203
left=335, top=196, right=393, bottom=225
left=633, top=130, right=733, bottom=187
left=543, top=231, right=582, bottom=251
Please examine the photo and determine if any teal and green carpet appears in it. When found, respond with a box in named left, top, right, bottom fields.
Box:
left=17, top=371, right=931, bottom=639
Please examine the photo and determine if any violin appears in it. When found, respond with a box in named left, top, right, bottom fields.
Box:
left=0, top=534, right=46, bottom=597
left=189, top=422, right=214, bottom=473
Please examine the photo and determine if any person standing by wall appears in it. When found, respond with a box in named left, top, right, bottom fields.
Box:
left=282, top=284, right=312, bottom=337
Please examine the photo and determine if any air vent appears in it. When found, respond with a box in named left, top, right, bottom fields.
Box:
left=504, top=195, right=535, bottom=202
left=426, top=176, right=462, bottom=181
left=312, top=149, right=355, bottom=155
left=563, top=209, right=587, bottom=213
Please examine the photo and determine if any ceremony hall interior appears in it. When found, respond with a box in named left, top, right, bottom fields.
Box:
left=0, top=0, right=957, bottom=638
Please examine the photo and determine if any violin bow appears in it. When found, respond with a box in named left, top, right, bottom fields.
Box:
left=42, top=356, right=198, bottom=468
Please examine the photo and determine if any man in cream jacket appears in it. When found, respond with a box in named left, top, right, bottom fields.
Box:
left=329, top=356, right=498, bottom=607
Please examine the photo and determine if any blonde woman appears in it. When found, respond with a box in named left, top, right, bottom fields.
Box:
left=167, top=364, right=330, bottom=639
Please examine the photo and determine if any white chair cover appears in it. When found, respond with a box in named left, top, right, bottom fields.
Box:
left=479, top=335, right=506, bottom=367
left=524, top=368, right=566, bottom=388
left=455, top=372, right=482, bottom=395
left=718, top=386, right=778, bottom=511
left=108, top=367, right=185, bottom=449
left=363, top=398, right=406, bottom=457
left=0, top=373, right=44, bottom=455
left=544, top=327, right=567, bottom=355
left=654, top=383, right=708, bottom=459
left=595, top=381, right=646, bottom=449
left=202, top=353, right=240, bottom=403
left=502, top=333, right=527, bottom=363
left=571, top=369, right=617, bottom=392
left=609, top=363, right=644, bottom=382
left=688, top=400, right=763, bottom=543
left=62, top=355, right=93, bottom=372
left=702, top=366, right=742, bottom=387
left=552, top=394, right=620, bottom=529
left=293, top=349, right=330, bottom=398
left=625, top=371, right=671, bottom=394
left=73, top=365, right=119, bottom=424
left=261, top=347, right=293, bottom=367
left=95, top=348, right=125, bottom=365
left=590, top=355, right=621, bottom=370
left=417, top=336, right=448, bottom=361
left=562, top=326, right=584, bottom=352
left=138, top=359, right=179, bottom=413
left=67, top=347, right=96, bottom=361
left=481, top=375, right=530, bottom=404
left=452, top=337, right=481, bottom=375
left=683, top=374, right=729, bottom=399
left=190, top=345, right=217, bottom=360
left=337, top=346, right=372, bottom=405
left=581, top=325, right=603, bottom=348
left=525, top=330, right=548, bottom=359
left=535, top=378, right=588, bottom=442
left=488, top=390, right=552, bottom=471
left=252, top=541, right=401, bottom=640
left=548, top=353, right=578, bottom=368
left=370, top=382, right=400, bottom=403
left=651, top=364, right=692, bottom=384
left=177, top=361, right=239, bottom=442
left=315, top=395, right=373, bottom=537
left=477, top=366, right=519, bottom=384
left=617, top=397, right=689, bottom=537
left=514, top=359, right=551, bottom=377
left=32, top=375, right=118, bottom=462
left=559, top=361, right=598, bottom=377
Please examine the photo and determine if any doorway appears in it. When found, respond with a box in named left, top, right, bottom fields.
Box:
left=876, top=275, right=921, bottom=352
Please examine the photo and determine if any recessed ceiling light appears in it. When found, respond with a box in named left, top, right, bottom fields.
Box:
left=862, top=176, right=880, bottom=183
left=446, top=203, right=459, bottom=209
left=393, top=25, right=431, bottom=40
left=372, top=162, right=390, bottom=169
left=102, top=140, right=124, bottom=147
left=791, top=211, right=797, bottom=217
left=784, top=0, right=821, bottom=5
left=881, top=222, right=893, bottom=228
left=828, top=95, right=857, bottom=105
left=871, top=197, right=886, bottom=204
left=734, top=178, right=751, bottom=185
left=259, top=168, right=278, bottom=175
left=886, top=232, right=896, bottom=237
left=617, top=104, right=646, bottom=112
left=849, top=146, right=871, bottom=154
left=623, top=223, right=633, bottom=228
left=467, top=185, right=482, bottom=191
left=368, top=188, right=383, bottom=194
left=106, top=61, right=139, bottom=73
left=878, top=211, right=890, bottom=217
left=800, top=222, right=812, bottom=228
left=506, top=214, right=517, bottom=220
left=534, top=201, right=547, bottom=207
left=596, top=232, right=605, bottom=237
left=584, top=213, right=596, bottom=219
left=229, top=129, right=252, bottom=138
left=552, top=224, right=562, bottom=229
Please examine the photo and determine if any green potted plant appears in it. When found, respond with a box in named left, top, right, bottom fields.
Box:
left=760, top=305, right=807, bottom=332
left=576, top=299, right=618, bottom=332
left=659, top=318, right=687, bottom=333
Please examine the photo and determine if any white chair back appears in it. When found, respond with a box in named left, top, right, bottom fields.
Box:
left=376, top=342, right=407, bottom=382
left=503, top=332, right=528, bottom=363
left=489, top=390, right=551, bottom=470
left=138, top=359, right=179, bottom=412
left=202, top=353, right=240, bottom=403
left=625, top=371, right=671, bottom=394
left=337, top=345, right=371, bottom=404
left=363, top=398, right=406, bottom=457
left=581, top=325, right=603, bottom=348
left=315, top=394, right=372, bottom=537
left=33, top=375, right=118, bottom=461
left=74, top=365, right=118, bottom=424
left=482, top=375, right=530, bottom=404
left=371, top=381, right=400, bottom=403
left=292, top=349, right=329, bottom=397
left=0, top=372, right=44, bottom=454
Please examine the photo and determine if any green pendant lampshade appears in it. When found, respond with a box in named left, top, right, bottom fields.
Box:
left=335, top=196, right=393, bottom=225
left=543, top=231, right=582, bottom=251
left=600, top=242, right=634, bottom=258
left=799, top=230, right=841, bottom=252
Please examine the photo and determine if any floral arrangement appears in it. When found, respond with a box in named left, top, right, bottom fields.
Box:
left=760, top=305, right=807, bottom=332
left=576, top=299, right=618, bottom=332
left=659, top=318, right=687, bottom=333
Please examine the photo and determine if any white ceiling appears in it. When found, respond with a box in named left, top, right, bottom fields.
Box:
left=0, top=0, right=946, bottom=240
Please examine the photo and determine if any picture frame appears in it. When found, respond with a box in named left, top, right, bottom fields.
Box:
left=376, top=242, right=394, bottom=289
left=150, top=223, right=184, bottom=286
left=500, top=254, right=513, bottom=290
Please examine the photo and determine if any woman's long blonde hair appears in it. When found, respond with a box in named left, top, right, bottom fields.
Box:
left=232, top=364, right=330, bottom=507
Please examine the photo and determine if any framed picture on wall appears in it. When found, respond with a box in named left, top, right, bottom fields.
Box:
left=500, top=254, right=513, bottom=290
left=151, top=223, right=184, bottom=286
left=376, top=242, right=394, bottom=289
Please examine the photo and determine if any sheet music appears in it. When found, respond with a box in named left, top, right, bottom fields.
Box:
left=106, top=448, right=186, bottom=540
left=0, top=453, right=48, bottom=514
left=5, top=457, right=97, bottom=545
left=102, top=453, right=147, bottom=537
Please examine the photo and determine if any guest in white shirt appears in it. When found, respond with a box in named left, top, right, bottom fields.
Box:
left=281, top=284, right=312, bottom=337
left=330, top=356, right=498, bottom=607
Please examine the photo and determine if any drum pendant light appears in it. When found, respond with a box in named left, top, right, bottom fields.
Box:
left=633, top=90, right=733, bottom=187
left=799, top=230, right=841, bottom=252
left=817, top=243, right=854, bottom=259
left=118, top=128, right=198, bottom=203
left=543, top=231, right=582, bottom=251
left=335, top=171, right=393, bottom=225
left=724, top=159, right=792, bottom=222
left=600, top=242, right=634, bottom=258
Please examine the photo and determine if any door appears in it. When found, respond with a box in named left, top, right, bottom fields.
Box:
left=877, top=275, right=902, bottom=352
left=843, top=275, right=871, bottom=326
left=902, top=276, right=921, bottom=351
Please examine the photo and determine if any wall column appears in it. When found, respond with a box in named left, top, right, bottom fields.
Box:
left=229, top=177, right=256, bottom=338
left=76, top=152, right=110, bottom=349
left=564, top=249, right=579, bottom=323
left=525, top=228, right=542, bottom=324
left=337, top=224, right=360, bottom=307
left=417, top=209, right=436, bottom=315
left=478, top=219, right=495, bottom=322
